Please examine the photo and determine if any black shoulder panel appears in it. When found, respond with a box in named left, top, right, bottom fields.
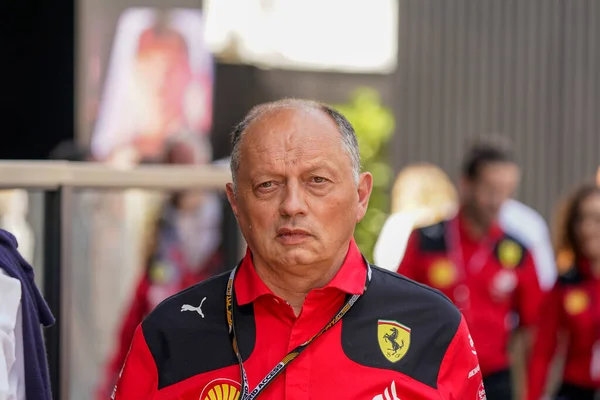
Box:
left=142, top=272, right=256, bottom=390
left=417, top=221, right=448, bottom=253
left=557, top=265, right=584, bottom=286
left=494, top=233, right=529, bottom=269
left=341, top=266, right=461, bottom=390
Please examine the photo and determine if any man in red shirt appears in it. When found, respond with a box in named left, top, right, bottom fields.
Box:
left=398, top=142, right=542, bottom=400
left=113, top=99, right=485, bottom=399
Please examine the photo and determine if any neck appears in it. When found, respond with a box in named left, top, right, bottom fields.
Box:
left=253, top=251, right=347, bottom=317
left=461, top=207, right=489, bottom=240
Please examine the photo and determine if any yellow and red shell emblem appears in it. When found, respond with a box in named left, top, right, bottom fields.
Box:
left=200, top=379, right=241, bottom=400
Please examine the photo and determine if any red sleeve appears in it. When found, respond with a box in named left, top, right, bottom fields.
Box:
left=111, top=324, right=158, bottom=400
left=437, top=315, right=485, bottom=400
left=525, top=286, right=562, bottom=400
left=515, top=251, right=543, bottom=327
left=98, top=277, right=150, bottom=399
left=397, top=231, right=421, bottom=281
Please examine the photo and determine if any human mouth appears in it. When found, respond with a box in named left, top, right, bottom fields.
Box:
left=276, top=228, right=312, bottom=245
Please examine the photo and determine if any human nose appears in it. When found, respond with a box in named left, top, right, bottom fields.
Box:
left=279, top=180, right=308, bottom=217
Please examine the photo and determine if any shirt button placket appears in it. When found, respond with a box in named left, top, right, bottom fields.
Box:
left=286, top=318, right=310, bottom=400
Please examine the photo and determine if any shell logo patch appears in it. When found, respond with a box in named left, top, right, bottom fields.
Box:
left=378, top=320, right=411, bottom=363
left=428, top=259, right=457, bottom=288
left=200, top=378, right=241, bottom=400
left=497, top=240, right=522, bottom=269
left=564, top=289, right=589, bottom=316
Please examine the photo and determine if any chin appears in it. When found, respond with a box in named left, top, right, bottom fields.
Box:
left=276, top=246, right=320, bottom=266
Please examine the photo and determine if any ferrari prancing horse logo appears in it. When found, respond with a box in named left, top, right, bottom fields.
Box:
left=378, top=320, right=411, bottom=363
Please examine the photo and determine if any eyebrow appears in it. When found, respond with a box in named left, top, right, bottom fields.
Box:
left=247, top=162, right=339, bottom=180
left=305, top=164, right=337, bottom=175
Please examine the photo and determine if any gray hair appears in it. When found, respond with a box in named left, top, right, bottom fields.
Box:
left=230, top=99, right=361, bottom=191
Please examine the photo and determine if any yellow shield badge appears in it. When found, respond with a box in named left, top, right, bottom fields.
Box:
left=498, top=239, right=523, bottom=269
left=378, top=320, right=411, bottom=363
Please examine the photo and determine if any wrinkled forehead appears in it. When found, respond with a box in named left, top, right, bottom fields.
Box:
left=244, top=107, right=342, bottom=150
left=238, top=107, right=350, bottom=174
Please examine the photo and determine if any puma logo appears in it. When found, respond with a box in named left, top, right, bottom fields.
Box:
left=181, top=297, right=207, bottom=318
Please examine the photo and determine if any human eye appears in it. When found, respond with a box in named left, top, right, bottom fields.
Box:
left=254, top=180, right=279, bottom=195
left=311, top=176, right=327, bottom=184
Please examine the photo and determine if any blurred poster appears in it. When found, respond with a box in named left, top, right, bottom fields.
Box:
left=90, top=8, right=213, bottom=163
left=203, top=0, right=398, bottom=74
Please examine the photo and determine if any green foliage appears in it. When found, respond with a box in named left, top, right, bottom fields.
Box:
left=333, top=88, right=395, bottom=260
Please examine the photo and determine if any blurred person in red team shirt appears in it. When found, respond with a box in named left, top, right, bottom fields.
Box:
left=398, top=140, right=542, bottom=400
left=96, top=136, right=225, bottom=399
left=527, top=184, right=600, bottom=400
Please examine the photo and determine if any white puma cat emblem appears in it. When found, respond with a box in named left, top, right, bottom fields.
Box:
left=181, top=297, right=207, bottom=318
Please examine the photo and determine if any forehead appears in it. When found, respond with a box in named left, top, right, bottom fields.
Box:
left=476, top=162, right=519, bottom=182
left=239, top=107, right=350, bottom=170
left=246, top=106, right=340, bottom=144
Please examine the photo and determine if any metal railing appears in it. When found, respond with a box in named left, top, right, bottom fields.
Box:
left=0, top=161, right=237, bottom=400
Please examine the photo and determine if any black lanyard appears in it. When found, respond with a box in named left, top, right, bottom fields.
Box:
left=225, top=261, right=371, bottom=400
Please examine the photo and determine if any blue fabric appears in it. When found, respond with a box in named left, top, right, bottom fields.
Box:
left=0, top=229, right=54, bottom=400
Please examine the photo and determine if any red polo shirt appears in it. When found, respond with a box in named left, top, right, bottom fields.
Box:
left=527, top=260, right=600, bottom=399
left=113, top=240, right=485, bottom=399
left=398, top=213, right=542, bottom=376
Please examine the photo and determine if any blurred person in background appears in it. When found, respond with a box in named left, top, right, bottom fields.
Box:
left=527, top=184, right=600, bottom=400
left=0, top=229, right=54, bottom=400
left=96, top=136, right=226, bottom=399
left=374, top=163, right=458, bottom=271
left=398, top=141, right=542, bottom=400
